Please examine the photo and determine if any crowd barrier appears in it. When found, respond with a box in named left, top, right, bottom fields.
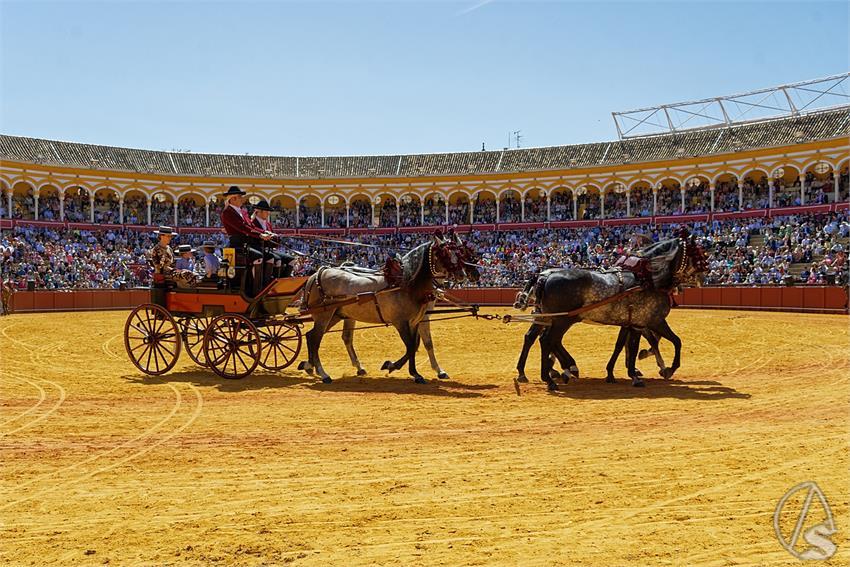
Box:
left=7, top=286, right=847, bottom=314
left=444, top=286, right=848, bottom=314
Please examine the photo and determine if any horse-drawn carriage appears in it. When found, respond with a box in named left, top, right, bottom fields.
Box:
left=123, top=265, right=310, bottom=379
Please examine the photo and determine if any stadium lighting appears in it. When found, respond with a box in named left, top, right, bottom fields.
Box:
left=612, top=73, right=850, bottom=139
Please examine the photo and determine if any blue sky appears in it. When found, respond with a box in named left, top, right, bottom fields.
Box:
left=1, top=1, right=847, bottom=156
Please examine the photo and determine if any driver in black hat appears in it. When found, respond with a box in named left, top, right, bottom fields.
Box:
left=220, top=186, right=274, bottom=294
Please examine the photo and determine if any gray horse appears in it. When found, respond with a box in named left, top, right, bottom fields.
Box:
left=533, top=234, right=707, bottom=390
left=298, top=234, right=471, bottom=384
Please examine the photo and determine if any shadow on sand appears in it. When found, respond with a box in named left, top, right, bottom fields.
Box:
left=124, top=367, right=496, bottom=398
left=539, top=376, right=751, bottom=401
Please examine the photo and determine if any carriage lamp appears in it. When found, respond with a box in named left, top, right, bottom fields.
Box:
left=227, top=266, right=236, bottom=279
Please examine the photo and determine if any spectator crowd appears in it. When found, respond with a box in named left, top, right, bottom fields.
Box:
left=2, top=212, right=846, bottom=290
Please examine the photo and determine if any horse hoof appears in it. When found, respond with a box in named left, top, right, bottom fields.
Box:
left=546, top=380, right=558, bottom=392
left=634, top=369, right=644, bottom=378
left=357, top=368, right=367, bottom=376
left=321, top=376, right=333, bottom=384
left=549, top=369, right=560, bottom=380
left=605, top=375, right=616, bottom=383
left=569, top=366, right=580, bottom=379
left=437, top=371, right=450, bottom=380
left=632, top=379, right=645, bottom=388
left=516, top=375, right=529, bottom=383
left=560, top=372, right=570, bottom=384
left=414, top=376, right=427, bottom=384
left=297, top=361, right=307, bottom=370
left=661, top=367, right=674, bottom=379
left=381, top=360, right=394, bottom=372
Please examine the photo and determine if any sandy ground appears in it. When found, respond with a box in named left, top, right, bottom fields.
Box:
left=0, top=308, right=848, bottom=566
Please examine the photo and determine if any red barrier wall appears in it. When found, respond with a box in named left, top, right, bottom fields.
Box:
left=6, top=286, right=849, bottom=314
left=443, top=286, right=847, bottom=314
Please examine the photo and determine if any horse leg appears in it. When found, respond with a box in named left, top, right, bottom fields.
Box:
left=516, top=323, right=542, bottom=383
left=419, top=317, right=449, bottom=379
left=540, top=321, right=569, bottom=391
left=640, top=330, right=667, bottom=377
left=341, top=319, right=367, bottom=376
left=301, top=313, right=337, bottom=383
left=393, top=321, right=425, bottom=384
left=626, top=330, right=644, bottom=387
left=652, top=320, right=681, bottom=379
left=606, top=327, right=629, bottom=383
left=552, top=342, right=576, bottom=383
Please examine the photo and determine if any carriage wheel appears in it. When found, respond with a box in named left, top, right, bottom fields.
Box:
left=203, top=314, right=261, bottom=379
left=124, top=304, right=181, bottom=376
left=178, top=316, right=211, bottom=367
left=257, top=321, right=302, bottom=371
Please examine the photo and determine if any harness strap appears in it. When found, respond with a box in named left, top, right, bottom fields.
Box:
left=503, top=285, right=645, bottom=323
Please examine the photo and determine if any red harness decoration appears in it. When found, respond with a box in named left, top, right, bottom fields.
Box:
left=614, top=255, right=652, bottom=283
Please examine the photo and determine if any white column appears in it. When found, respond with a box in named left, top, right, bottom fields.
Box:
left=444, top=199, right=449, bottom=225
left=834, top=172, right=840, bottom=204
left=33, top=195, right=39, bottom=220
left=296, top=202, right=300, bottom=227
left=119, top=198, right=124, bottom=224
left=59, top=194, right=64, bottom=221
left=420, top=200, right=425, bottom=226
left=546, top=194, right=551, bottom=221
left=680, top=189, right=685, bottom=213
left=800, top=176, right=806, bottom=206
left=737, top=184, right=743, bottom=210
left=346, top=203, right=350, bottom=228
left=469, top=197, right=474, bottom=224
left=768, top=180, right=774, bottom=209
left=653, top=190, right=658, bottom=216
left=89, top=194, right=95, bottom=223
left=600, top=191, right=606, bottom=219
left=395, top=202, right=400, bottom=227
left=709, top=183, right=716, bottom=212
left=370, top=202, right=375, bottom=227
left=205, top=200, right=210, bottom=227
left=146, top=200, right=151, bottom=225
left=320, top=203, right=325, bottom=227
left=626, top=191, right=631, bottom=217
left=495, top=199, right=500, bottom=224
left=173, top=202, right=178, bottom=227
left=572, top=193, right=577, bottom=220
left=520, top=198, right=525, bottom=222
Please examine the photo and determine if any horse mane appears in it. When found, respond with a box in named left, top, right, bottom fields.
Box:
left=638, top=238, right=681, bottom=289
left=401, top=242, right=431, bottom=286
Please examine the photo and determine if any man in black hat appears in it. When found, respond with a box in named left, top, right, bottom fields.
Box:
left=220, top=186, right=274, bottom=294
left=251, top=198, right=295, bottom=279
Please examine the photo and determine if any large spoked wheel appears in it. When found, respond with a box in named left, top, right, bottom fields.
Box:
left=257, top=321, right=302, bottom=371
left=178, top=316, right=211, bottom=367
left=203, top=314, right=261, bottom=379
left=124, top=304, right=182, bottom=375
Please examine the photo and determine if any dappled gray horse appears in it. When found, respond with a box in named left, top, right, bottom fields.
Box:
left=512, top=272, right=666, bottom=384
left=533, top=234, right=707, bottom=390
left=298, top=234, right=470, bottom=384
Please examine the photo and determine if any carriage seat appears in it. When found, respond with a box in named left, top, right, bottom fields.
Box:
left=614, top=255, right=652, bottom=283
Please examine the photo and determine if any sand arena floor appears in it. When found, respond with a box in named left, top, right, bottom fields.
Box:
left=0, top=308, right=847, bottom=566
